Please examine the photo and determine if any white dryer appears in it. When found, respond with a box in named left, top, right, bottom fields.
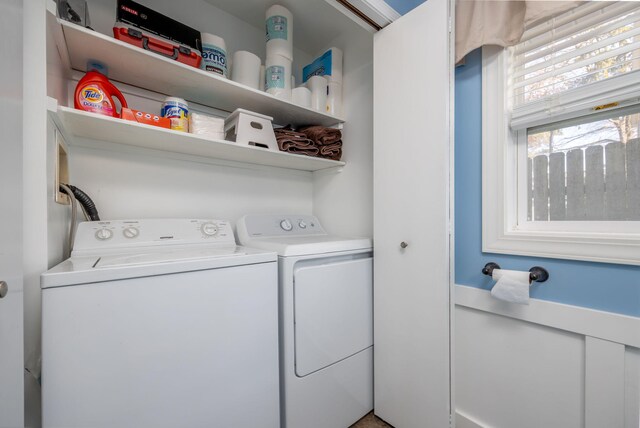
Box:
left=41, top=219, right=279, bottom=428
left=237, top=214, right=373, bottom=428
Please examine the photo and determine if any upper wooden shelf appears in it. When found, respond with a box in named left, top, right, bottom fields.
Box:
left=54, top=17, right=345, bottom=128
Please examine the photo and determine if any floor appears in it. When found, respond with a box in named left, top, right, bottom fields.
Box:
left=350, top=411, right=393, bottom=427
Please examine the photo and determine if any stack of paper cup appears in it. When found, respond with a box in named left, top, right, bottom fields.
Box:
left=307, top=75, right=328, bottom=112
left=231, top=51, right=262, bottom=90
left=265, top=54, right=292, bottom=100
left=266, top=5, right=293, bottom=61
left=201, top=33, right=228, bottom=77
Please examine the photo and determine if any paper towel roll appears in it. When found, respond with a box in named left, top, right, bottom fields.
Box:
left=292, top=87, right=311, bottom=108
left=490, top=269, right=531, bottom=305
left=266, top=5, right=293, bottom=61
left=265, top=54, right=292, bottom=100
left=201, top=33, right=228, bottom=77
left=231, top=51, right=261, bottom=90
left=307, top=75, right=327, bottom=112
left=259, top=65, right=265, bottom=91
left=326, top=81, right=342, bottom=116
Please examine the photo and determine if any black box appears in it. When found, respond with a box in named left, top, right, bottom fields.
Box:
left=115, top=0, right=201, bottom=52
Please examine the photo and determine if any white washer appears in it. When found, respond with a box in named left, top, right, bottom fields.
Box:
left=237, top=214, right=373, bottom=428
left=41, top=219, right=279, bottom=428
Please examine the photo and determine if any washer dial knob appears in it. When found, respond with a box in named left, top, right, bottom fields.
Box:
left=298, top=220, right=307, bottom=229
left=201, top=222, right=219, bottom=237
left=123, top=226, right=139, bottom=239
left=95, top=228, right=113, bottom=241
left=280, top=219, right=293, bottom=231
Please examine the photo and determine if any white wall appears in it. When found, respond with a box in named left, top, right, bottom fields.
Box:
left=455, top=286, right=640, bottom=428
left=313, top=26, right=374, bottom=238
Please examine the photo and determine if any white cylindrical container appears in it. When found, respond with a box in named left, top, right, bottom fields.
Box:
left=161, top=97, right=189, bottom=132
left=325, top=47, right=343, bottom=83
left=326, top=81, right=342, bottom=116
left=265, top=54, right=292, bottom=100
left=201, top=33, right=228, bottom=77
left=259, top=65, right=266, bottom=91
left=307, top=75, right=328, bottom=112
left=292, top=87, right=311, bottom=108
left=266, top=5, right=293, bottom=61
left=231, top=51, right=262, bottom=90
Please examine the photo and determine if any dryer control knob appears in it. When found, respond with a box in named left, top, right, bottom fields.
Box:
left=95, top=228, right=113, bottom=241
left=280, top=219, right=293, bottom=231
left=123, top=226, right=139, bottom=239
left=298, top=220, right=307, bottom=229
left=201, top=222, right=219, bottom=237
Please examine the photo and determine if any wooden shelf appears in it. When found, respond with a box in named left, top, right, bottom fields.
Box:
left=50, top=105, right=345, bottom=172
left=55, top=18, right=345, bottom=128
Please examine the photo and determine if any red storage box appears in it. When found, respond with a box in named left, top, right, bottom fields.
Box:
left=114, top=24, right=202, bottom=68
left=113, top=0, right=202, bottom=68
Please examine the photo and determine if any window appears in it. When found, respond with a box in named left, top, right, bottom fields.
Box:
left=482, top=1, right=640, bottom=265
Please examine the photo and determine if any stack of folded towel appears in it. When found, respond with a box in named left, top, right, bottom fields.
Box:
left=274, top=127, right=319, bottom=157
left=274, top=126, right=343, bottom=161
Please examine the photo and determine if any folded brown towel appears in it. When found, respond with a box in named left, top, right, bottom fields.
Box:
left=299, top=126, right=342, bottom=146
left=274, top=128, right=320, bottom=157
left=319, top=143, right=342, bottom=161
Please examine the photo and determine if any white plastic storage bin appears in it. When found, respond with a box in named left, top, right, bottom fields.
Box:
left=224, top=108, right=278, bottom=151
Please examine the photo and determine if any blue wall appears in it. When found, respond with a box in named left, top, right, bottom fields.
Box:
left=454, top=49, right=640, bottom=317
left=385, top=0, right=426, bottom=15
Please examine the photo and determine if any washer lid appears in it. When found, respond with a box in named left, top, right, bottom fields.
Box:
left=41, top=245, right=276, bottom=289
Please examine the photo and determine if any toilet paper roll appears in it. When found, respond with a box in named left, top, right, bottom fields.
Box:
left=490, top=269, right=531, bottom=305
left=201, top=33, right=228, bottom=77
left=307, top=75, right=328, bottom=112
left=259, top=65, right=265, bottom=92
left=266, top=5, right=293, bottom=61
left=292, top=87, right=311, bottom=108
left=326, top=81, right=342, bottom=116
left=265, top=54, right=292, bottom=100
left=231, top=51, right=262, bottom=90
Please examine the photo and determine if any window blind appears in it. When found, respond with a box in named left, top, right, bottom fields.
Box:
left=510, top=1, right=640, bottom=130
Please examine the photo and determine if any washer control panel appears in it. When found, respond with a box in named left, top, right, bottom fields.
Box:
left=73, top=219, right=236, bottom=255
left=239, top=214, right=326, bottom=238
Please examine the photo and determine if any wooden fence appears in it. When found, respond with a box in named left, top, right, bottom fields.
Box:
left=529, top=139, right=640, bottom=220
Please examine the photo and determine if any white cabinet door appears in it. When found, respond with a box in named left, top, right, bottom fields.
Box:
left=0, top=1, right=24, bottom=426
left=373, top=1, right=452, bottom=427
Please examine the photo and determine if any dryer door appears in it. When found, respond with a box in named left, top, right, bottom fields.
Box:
left=293, top=256, right=373, bottom=377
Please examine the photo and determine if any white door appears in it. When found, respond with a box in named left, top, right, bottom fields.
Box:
left=0, top=1, right=25, bottom=427
left=373, top=0, right=452, bottom=427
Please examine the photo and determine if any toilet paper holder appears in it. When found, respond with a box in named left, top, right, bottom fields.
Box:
left=482, top=262, right=549, bottom=283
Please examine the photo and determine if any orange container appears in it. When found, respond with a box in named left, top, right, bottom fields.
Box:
left=74, top=70, right=128, bottom=118
left=121, top=108, right=171, bottom=129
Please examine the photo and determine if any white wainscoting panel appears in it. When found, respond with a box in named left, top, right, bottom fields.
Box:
left=455, top=285, right=640, bottom=428
left=625, top=347, right=640, bottom=428
left=456, top=305, right=585, bottom=428
left=585, top=336, right=625, bottom=428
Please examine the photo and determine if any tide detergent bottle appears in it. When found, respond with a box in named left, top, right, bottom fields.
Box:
left=74, top=65, right=127, bottom=118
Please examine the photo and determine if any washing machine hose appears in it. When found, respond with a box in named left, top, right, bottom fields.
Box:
left=60, top=184, right=101, bottom=221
